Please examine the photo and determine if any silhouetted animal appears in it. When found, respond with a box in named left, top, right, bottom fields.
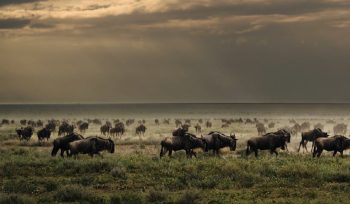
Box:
left=298, top=128, right=328, bottom=152
left=78, top=122, right=89, bottom=133
left=136, top=124, right=146, bottom=136
left=100, top=124, right=111, bottom=135
left=256, top=123, right=266, bottom=135
left=16, top=126, right=34, bottom=141
left=160, top=133, right=206, bottom=158
left=58, top=122, right=74, bottom=136
left=69, top=136, right=115, bottom=157
left=313, top=136, right=346, bottom=158
left=203, top=132, right=237, bottom=155
left=194, top=124, right=201, bottom=133
left=205, top=121, right=212, bottom=128
left=51, top=133, right=84, bottom=157
left=246, top=132, right=291, bottom=158
left=37, top=127, right=51, bottom=141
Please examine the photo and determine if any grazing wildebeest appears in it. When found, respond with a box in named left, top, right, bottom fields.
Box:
left=100, top=124, right=111, bottom=135
left=334, top=123, right=347, bottom=135
left=37, top=127, right=51, bottom=141
left=298, top=128, right=329, bottom=153
left=256, top=123, right=266, bottom=135
left=205, top=121, right=212, bottom=128
left=51, top=133, right=84, bottom=157
left=68, top=136, right=115, bottom=157
left=246, top=132, right=291, bottom=158
left=312, top=136, right=346, bottom=158
left=203, top=132, right=237, bottom=155
left=194, top=124, right=201, bottom=133
left=198, top=119, right=203, bottom=124
left=16, top=126, right=34, bottom=141
left=245, top=119, right=254, bottom=124
left=92, top=119, right=102, bottom=125
left=136, top=124, right=146, bottom=136
left=79, top=122, right=89, bottom=133
left=58, top=122, right=75, bottom=136
left=160, top=133, right=207, bottom=158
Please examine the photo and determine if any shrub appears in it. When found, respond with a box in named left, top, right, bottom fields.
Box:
left=147, top=189, right=168, bottom=203
left=176, top=189, right=201, bottom=204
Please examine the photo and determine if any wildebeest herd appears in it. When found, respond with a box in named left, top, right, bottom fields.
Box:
left=2, top=117, right=350, bottom=159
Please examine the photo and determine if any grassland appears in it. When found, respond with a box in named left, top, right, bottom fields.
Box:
left=0, top=118, right=350, bottom=203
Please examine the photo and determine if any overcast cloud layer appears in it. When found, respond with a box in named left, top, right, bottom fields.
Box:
left=1, top=0, right=350, bottom=103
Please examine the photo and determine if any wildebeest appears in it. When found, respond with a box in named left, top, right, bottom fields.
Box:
left=110, top=122, right=125, bottom=138
left=182, top=123, right=190, bottom=130
left=246, top=132, right=291, bottom=157
left=68, top=136, right=115, bottom=157
left=312, top=135, right=346, bottom=158
left=58, top=122, right=75, bottom=136
left=36, top=120, right=43, bottom=127
left=203, top=132, right=237, bottom=155
left=136, top=124, right=146, bottom=136
left=301, top=122, right=311, bottom=132
left=221, top=123, right=229, bottom=128
left=298, top=128, right=329, bottom=152
left=175, top=119, right=182, bottom=127
left=20, top=119, right=27, bottom=126
left=126, top=119, right=134, bottom=126
left=100, top=124, right=111, bottom=135
left=37, top=127, right=51, bottom=141
left=1, top=119, right=9, bottom=125
left=160, top=133, right=207, bottom=158
left=194, top=124, right=201, bottom=133
left=205, top=121, right=212, bottom=128
left=163, top=119, right=170, bottom=125
left=334, top=136, right=350, bottom=157
left=333, top=123, right=347, bottom=135
left=155, top=119, right=160, bottom=125
left=16, top=126, right=34, bottom=141
left=51, top=133, right=84, bottom=157
left=256, top=123, right=266, bottom=135
left=78, top=122, right=89, bottom=133
left=268, top=122, right=275, bottom=128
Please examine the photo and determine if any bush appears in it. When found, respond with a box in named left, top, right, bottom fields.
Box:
left=147, top=189, right=168, bottom=203
left=176, top=189, right=201, bottom=204
left=110, top=166, right=127, bottom=179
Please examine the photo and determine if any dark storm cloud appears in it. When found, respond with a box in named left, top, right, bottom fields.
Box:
left=0, top=18, right=31, bottom=29
left=0, top=0, right=45, bottom=7
left=0, top=0, right=350, bottom=103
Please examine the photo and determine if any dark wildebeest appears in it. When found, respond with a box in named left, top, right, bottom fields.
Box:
left=334, top=136, right=350, bottom=157
left=79, top=122, right=89, bottom=133
left=206, top=121, right=212, bottom=128
left=51, top=133, right=84, bottom=157
left=46, top=120, right=57, bottom=132
left=136, top=124, right=147, bottom=136
left=16, top=126, right=34, bottom=141
left=333, top=123, right=347, bottom=135
left=172, top=127, right=188, bottom=137
left=37, top=127, right=51, bottom=141
left=58, top=122, right=75, bottom=136
left=221, top=123, right=229, bottom=128
left=126, top=119, right=134, bottom=126
left=163, top=119, right=170, bottom=125
left=36, top=120, right=43, bottom=127
left=160, top=133, right=207, bottom=158
left=194, top=124, right=201, bottom=133
left=1, top=119, right=9, bottom=125
left=312, top=135, right=346, bottom=158
left=68, top=136, right=115, bottom=157
left=155, top=119, right=160, bottom=125
left=203, top=132, right=237, bottom=155
left=175, top=119, right=182, bottom=128
left=297, top=128, right=329, bottom=153
left=20, top=119, right=27, bottom=126
left=256, top=123, right=266, bottom=136
left=246, top=132, right=291, bottom=158
left=100, top=124, right=111, bottom=135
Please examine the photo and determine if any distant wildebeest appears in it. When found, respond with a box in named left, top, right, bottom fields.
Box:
left=16, top=126, right=34, bottom=141
left=78, top=122, right=89, bottom=133
left=68, top=136, right=115, bottom=157
left=160, top=133, right=206, bottom=158
left=136, top=124, right=146, bottom=136
left=333, top=123, right=347, bottom=135
left=326, top=119, right=336, bottom=124
left=36, top=120, right=43, bottom=127
left=292, top=123, right=302, bottom=134
left=198, top=119, right=203, bottom=124
left=203, top=132, right=237, bottom=155
left=92, top=119, right=102, bottom=125
left=268, top=122, right=275, bottom=128
left=221, top=123, right=229, bottom=128
left=312, top=135, right=346, bottom=158
left=301, top=122, right=311, bottom=132
left=313, top=123, right=324, bottom=130
left=205, top=121, right=212, bottom=128
left=45, top=121, right=57, bottom=132
left=298, top=128, right=329, bottom=152
left=58, top=122, right=75, bottom=136
left=175, top=119, right=182, bottom=128
left=155, top=119, right=160, bottom=125
left=126, top=119, right=134, bottom=126
left=194, top=124, right=201, bottom=133
left=51, top=133, right=84, bottom=157
left=105, top=121, right=112, bottom=128
left=245, top=119, right=254, bottom=124
left=100, top=124, right=111, bottom=135
left=256, top=123, right=266, bottom=135
left=1, top=119, right=9, bottom=125
left=246, top=131, right=291, bottom=158
left=163, top=119, right=170, bottom=125
left=20, top=119, right=27, bottom=126
left=37, top=127, right=51, bottom=141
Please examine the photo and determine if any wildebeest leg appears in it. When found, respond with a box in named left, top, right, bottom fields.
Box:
left=297, top=140, right=303, bottom=152
left=60, top=149, right=64, bottom=157
left=332, top=150, right=337, bottom=157
left=317, top=149, right=323, bottom=158
left=168, top=149, right=172, bottom=157
left=304, top=141, right=308, bottom=152
left=160, top=146, right=164, bottom=158
left=254, top=150, right=258, bottom=158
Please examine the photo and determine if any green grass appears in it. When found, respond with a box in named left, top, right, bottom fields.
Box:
left=0, top=146, right=350, bottom=203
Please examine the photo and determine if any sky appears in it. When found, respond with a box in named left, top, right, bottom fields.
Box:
left=0, top=0, right=350, bottom=104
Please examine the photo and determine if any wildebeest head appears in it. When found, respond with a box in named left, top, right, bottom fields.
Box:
left=334, top=136, right=347, bottom=150
left=229, top=134, right=238, bottom=151
left=172, top=127, right=187, bottom=137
